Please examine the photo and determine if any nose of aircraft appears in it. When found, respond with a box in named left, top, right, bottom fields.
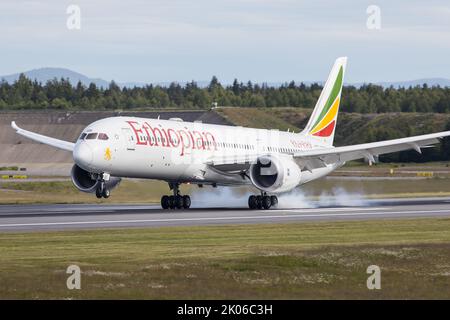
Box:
left=73, top=142, right=93, bottom=169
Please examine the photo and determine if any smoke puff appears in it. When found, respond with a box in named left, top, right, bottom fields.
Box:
left=191, top=186, right=368, bottom=209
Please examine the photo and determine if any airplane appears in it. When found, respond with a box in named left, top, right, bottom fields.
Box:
left=11, top=57, right=450, bottom=210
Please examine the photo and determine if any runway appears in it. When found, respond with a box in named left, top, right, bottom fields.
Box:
left=1, top=197, right=450, bottom=232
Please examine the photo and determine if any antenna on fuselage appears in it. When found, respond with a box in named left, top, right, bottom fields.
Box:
left=157, top=115, right=160, bottom=120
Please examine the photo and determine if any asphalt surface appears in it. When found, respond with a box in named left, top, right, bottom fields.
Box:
left=1, top=197, right=450, bottom=232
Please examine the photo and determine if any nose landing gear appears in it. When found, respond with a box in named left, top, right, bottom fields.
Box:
left=95, top=175, right=111, bottom=199
left=161, top=183, right=191, bottom=209
left=248, top=192, right=277, bottom=210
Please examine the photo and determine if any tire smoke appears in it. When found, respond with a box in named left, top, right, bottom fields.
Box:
left=191, top=186, right=368, bottom=209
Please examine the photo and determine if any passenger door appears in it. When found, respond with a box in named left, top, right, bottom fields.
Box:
left=121, top=128, right=135, bottom=151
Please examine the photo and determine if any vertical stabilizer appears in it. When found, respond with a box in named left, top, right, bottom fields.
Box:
left=302, top=57, right=347, bottom=146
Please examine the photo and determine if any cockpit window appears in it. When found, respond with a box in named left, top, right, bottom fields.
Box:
left=98, top=133, right=109, bottom=140
left=85, top=133, right=98, bottom=140
left=79, top=133, right=87, bottom=140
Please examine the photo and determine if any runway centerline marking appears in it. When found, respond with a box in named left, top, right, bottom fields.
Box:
left=0, top=208, right=449, bottom=228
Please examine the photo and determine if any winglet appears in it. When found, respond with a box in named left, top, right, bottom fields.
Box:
left=11, top=121, right=19, bottom=131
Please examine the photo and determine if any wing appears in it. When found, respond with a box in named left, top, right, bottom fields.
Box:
left=11, top=121, right=75, bottom=152
left=294, top=130, right=450, bottom=170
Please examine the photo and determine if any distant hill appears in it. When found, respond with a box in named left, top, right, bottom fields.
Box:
left=1, top=67, right=449, bottom=89
left=0, top=68, right=110, bottom=88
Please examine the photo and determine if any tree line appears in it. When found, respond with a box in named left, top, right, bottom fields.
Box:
left=1, top=74, right=450, bottom=113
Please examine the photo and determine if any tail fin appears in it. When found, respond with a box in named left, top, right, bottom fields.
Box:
left=302, top=57, right=347, bottom=146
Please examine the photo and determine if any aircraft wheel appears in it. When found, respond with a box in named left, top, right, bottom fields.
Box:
left=255, top=195, right=263, bottom=209
left=168, top=195, right=175, bottom=209
left=161, top=195, right=170, bottom=209
left=270, top=195, right=278, bottom=207
left=248, top=195, right=257, bottom=209
left=95, top=188, right=102, bottom=199
left=182, top=195, right=191, bottom=209
left=102, top=188, right=110, bottom=198
left=262, top=195, right=272, bottom=210
left=174, top=195, right=183, bottom=209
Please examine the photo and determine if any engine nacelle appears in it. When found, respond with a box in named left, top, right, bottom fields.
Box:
left=249, top=155, right=301, bottom=193
left=71, top=164, right=121, bottom=193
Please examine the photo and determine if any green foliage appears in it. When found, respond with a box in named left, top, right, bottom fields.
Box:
left=0, top=75, right=449, bottom=111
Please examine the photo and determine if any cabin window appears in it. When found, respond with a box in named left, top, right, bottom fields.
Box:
left=86, top=133, right=98, bottom=140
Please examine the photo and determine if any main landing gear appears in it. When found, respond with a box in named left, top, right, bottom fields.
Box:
left=248, top=192, right=278, bottom=210
left=95, top=176, right=110, bottom=199
left=161, top=182, right=191, bottom=210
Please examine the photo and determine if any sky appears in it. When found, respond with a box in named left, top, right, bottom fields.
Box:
left=0, top=0, right=449, bottom=84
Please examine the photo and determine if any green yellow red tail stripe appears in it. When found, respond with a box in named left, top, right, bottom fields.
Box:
left=309, top=66, right=344, bottom=137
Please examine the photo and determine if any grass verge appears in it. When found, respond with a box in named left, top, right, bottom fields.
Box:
left=1, top=218, right=450, bottom=299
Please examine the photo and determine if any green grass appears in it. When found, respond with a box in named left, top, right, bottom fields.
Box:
left=1, top=218, right=450, bottom=299
left=0, top=180, right=190, bottom=204
left=215, top=107, right=301, bottom=131
left=0, top=166, right=19, bottom=171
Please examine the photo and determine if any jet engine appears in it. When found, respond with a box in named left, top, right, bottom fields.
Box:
left=249, top=155, right=301, bottom=193
left=71, top=164, right=121, bottom=193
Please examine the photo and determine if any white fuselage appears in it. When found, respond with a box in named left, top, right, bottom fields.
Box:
left=73, top=116, right=340, bottom=189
